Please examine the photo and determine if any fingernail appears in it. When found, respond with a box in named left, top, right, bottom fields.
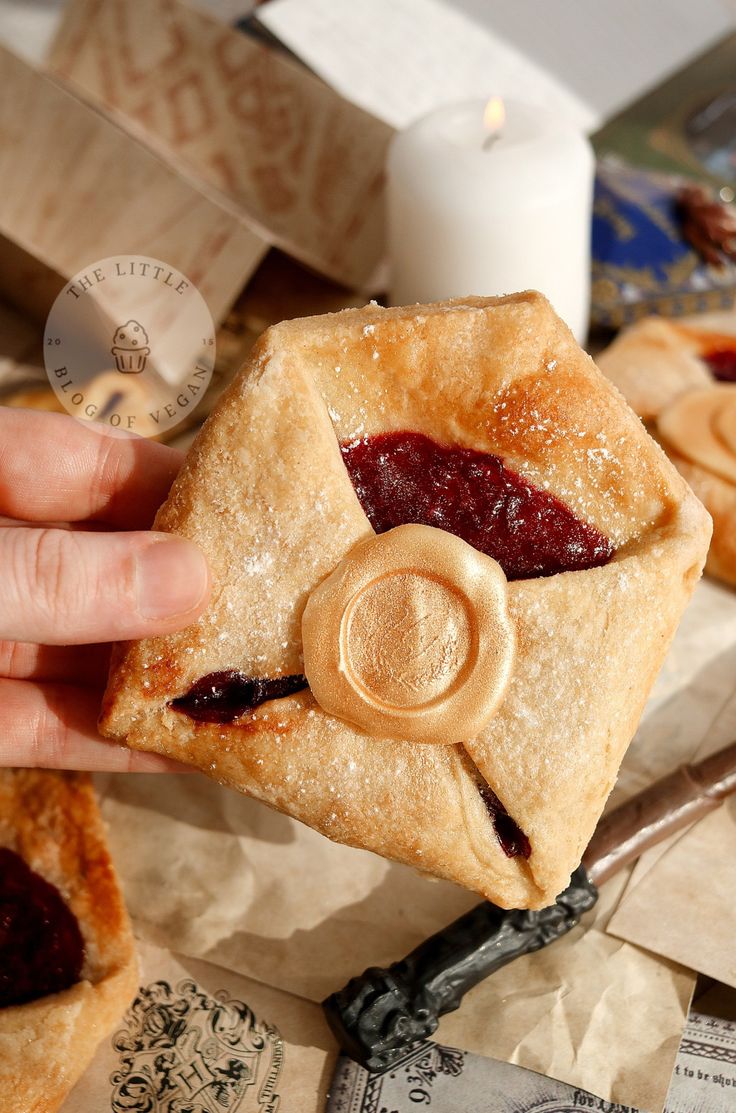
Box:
left=136, top=537, right=209, bottom=620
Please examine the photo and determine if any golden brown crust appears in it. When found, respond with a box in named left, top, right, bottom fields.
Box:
left=0, top=770, right=138, bottom=1113
left=665, top=448, right=736, bottom=586
left=101, top=294, right=710, bottom=908
left=276, top=294, right=680, bottom=544
left=595, top=317, right=712, bottom=421
left=597, top=311, right=736, bottom=586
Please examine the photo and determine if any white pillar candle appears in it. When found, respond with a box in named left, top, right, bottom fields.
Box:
left=387, top=98, right=594, bottom=342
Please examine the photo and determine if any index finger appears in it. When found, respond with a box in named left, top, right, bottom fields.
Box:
left=0, top=678, right=187, bottom=772
left=0, top=409, right=184, bottom=528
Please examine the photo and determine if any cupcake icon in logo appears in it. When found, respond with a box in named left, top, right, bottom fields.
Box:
left=45, top=254, right=216, bottom=436
left=111, top=319, right=149, bottom=373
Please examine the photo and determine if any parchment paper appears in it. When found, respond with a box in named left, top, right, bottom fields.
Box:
left=664, top=1005, right=736, bottom=1113
left=60, top=939, right=334, bottom=1113
left=608, top=578, right=736, bottom=803
left=330, top=998, right=736, bottom=1113
left=93, top=755, right=695, bottom=1111
left=607, top=683, right=736, bottom=987
left=58, top=943, right=736, bottom=1113
left=89, top=575, right=736, bottom=1111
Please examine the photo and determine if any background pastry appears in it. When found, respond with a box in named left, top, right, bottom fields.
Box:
left=100, top=294, right=710, bottom=910
left=598, top=309, right=736, bottom=585
left=0, top=769, right=138, bottom=1113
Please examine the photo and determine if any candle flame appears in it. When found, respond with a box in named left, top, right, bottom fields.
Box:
left=483, top=97, right=505, bottom=133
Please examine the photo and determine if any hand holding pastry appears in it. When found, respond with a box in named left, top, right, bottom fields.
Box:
left=100, top=294, right=711, bottom=909
left=0, top=408, right=210, bottom=770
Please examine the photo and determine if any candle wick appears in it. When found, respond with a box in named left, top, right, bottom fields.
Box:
left=482, top=130, right=501, bottom=152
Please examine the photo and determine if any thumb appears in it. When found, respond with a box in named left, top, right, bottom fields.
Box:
left=0, top=527, right=210, bottom=645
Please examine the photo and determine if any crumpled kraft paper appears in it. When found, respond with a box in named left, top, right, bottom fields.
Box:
left=607, top=676, right=736, bottom=988
left=609, top=579, right=736, bottom=803
left=58, top=941, right=733, bottom=1113
left=435, top=870, right=692, bottom=1113
left=59, top=939, right=334, bottom=1113
left=89, top=574, right=736, bottom=1112
left=96, top=760, right=694, bottom=1111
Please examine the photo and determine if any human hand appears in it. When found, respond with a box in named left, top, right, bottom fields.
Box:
left=0, top=408, right=210, bottom=771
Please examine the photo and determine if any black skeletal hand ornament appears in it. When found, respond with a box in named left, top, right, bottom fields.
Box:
left=100, top=293, right=711, bottom=909
left=324, top=740, right=736, bottom=1072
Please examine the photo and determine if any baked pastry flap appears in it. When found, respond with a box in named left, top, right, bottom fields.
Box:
left=598, top=309, right=736, bottom=585
left=101, top=294, right=710, bottom=908
left=0, top=769, right=138, bottom=1113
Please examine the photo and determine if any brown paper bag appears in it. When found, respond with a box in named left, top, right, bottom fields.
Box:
left=0, top=44, right=265, bottom=328
left=47, top=0, right=393, bottom=290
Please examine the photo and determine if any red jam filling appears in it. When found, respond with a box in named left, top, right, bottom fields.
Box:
left=703, top=348, right=736, bottom=382
left=170, top=670, right=307, bottom=724
left=340, top=431, right=613, bottom=581
left=172, top=431, right=608, bottom=860
left=0, top=847, right=84, bottom=1008
left=171, top=674, right=531, bottom=857
left=478, top=785, right=531, bottom=859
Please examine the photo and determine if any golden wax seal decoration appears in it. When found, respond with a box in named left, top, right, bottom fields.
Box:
left=657, top=385, right=736, bottom=485
left=301, top=524, right=515, bottom=743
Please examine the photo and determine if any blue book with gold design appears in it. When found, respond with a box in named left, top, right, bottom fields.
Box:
left=592, top=158, right=736, bottom=328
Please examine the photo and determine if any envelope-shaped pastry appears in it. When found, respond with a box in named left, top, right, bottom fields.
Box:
left=0, top=770, right=138, bottom=1113
left=598, top=310, right=735, bottom=585
left=101, top=294, right=710, bottom=909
